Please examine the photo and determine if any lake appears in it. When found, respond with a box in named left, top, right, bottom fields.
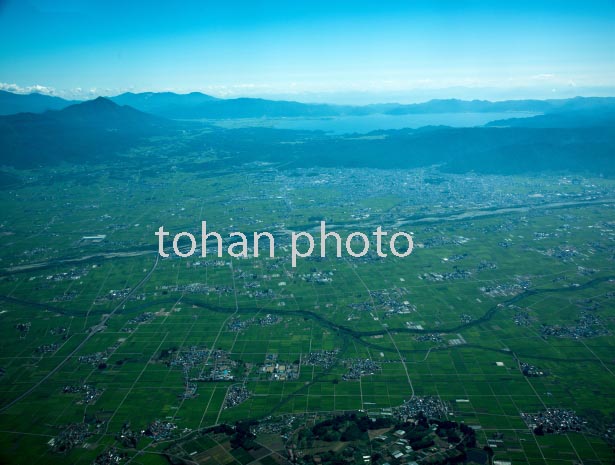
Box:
left=211, top=111, right=539, bottom=134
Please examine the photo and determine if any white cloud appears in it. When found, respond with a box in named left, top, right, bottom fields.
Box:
left=0, top=83, right=131, bottom=100
left=0, top=82, right=56, bottom=95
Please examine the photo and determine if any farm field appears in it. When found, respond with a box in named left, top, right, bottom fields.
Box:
left=0, top=156, right=614, bottom=464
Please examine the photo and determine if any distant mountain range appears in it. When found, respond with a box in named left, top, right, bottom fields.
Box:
left=385, top=96, right=615, bottom=115
left=2, top=89, right=614, bottom=120
left=486, top=107, right=615, bottom=128
left=0, top=92, right=613, bottom=176
left=112, top=94, right=343, bottom=119
left=0, top=90, right=78, bottom=115
left=0, top=97, right=181, bottom=167
left=109, top=91, right=220, bottom=117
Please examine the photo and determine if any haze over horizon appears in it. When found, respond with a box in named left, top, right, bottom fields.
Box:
left=1, top=0, right=614, bottom=104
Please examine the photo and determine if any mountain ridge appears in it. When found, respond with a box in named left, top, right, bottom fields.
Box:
left=0, top=97, right=182, bottom=167
left=2, top=90, right=615, bottom=120
left=0, top=90, right=78, bottom=115
left=0, top=93, right=613, bottom=176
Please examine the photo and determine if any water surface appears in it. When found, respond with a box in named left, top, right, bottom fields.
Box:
left=212, top=111, right=539, bottom=134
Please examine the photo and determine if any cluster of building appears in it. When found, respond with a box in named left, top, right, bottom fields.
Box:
left=167, top=346, right=236, bottom=399
left=168, top=346, right=209, bottom=370
left=157, top=280, right=236, bottom=297
left=158, top=283, right=209, bottom=294
left=244, top=288, right=276, bottom=299
left=342, top=359, right=380, bottom=380
left=49, top=423, right=91, bottom=453
left=234, top=269, right=258, bottom=280
left=196, top=359, right=236, bottom=382
left=414, top=333, right=443, bottom=343
left=127, top=312, right=154, bottom=325
left=423, top=235, right=469, bottom=249
left=384, top=301, right=417, bottom=316
left=227, top=314, right=281, bottom=332
left=540, top=311, right=608, bottom=339
left=143, top=419, right=177, bottom=441
left=476, top=260, right=498, bottom=271
left=419, top=270, right=473, bottom=282
left=378, top=429, right=417, bottom=462
left=348, top=302, right=375, bottom=313
left=480, top=281, right=530, bottom=298
left=50, top=326, right=68, bottom=336
left=78, top=351, right=107, bottom=366
left=242, top=281, right=261, bottom=290
left=394, top=396, right=449, bottom=421
left=129, top=293, right=146, bottom=301
left=519, top=361, right=545, bottom=377
left=260, top=359, right=299, bottom=381
left=405, top=322, right=424, bottom=330
left=298, top=271, right=334, bottom=284
left=116, top=422, right=139, bottom=448
left=577, top=266, right=599, bottom=277
left=534, top=231, right=559, bottom=240
left=224, top=384, right=251, bottom=409
left=45, top=267, right=89, bottom=282
left=511, top=306, right=532, bottom=326
left=62, top=383, right=104, bottom=404
left=348, top=289, right=416, bottom=317
left=257, top=314, right=281, bottom=326
left=35, top=343, right=59, bottom=354
left=369, top=289, right=408, bottom=307
left=250, top=414, right=298, bottom=435
left=21, top=246, right=52, bottom=259
left=51, top=290, right=78, bottom=302
left=95, top=288, right=131, bottom=304
left=180, top=382, right=198, bottom=399
left=301, top=350, right=339, bottom=369
left=538, top=245, right=579, bottom=262
left=443, top=253, right=467, bottom=262
left=521, top=409, right=583, bottom=434
left=93, top=447, right=125, bottom=465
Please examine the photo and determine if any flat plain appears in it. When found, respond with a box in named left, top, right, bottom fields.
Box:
left=0, top=147, right=614, bottom=464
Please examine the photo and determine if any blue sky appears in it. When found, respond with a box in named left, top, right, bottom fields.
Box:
left=0, top=0, right=613, bottom=103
